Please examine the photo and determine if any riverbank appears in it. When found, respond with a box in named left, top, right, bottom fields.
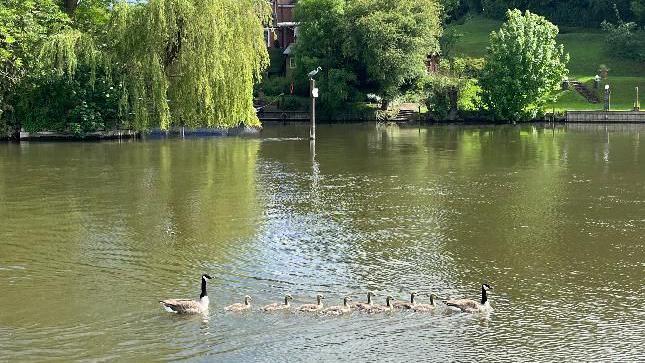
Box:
left=0, top=126, right=261, bottom=142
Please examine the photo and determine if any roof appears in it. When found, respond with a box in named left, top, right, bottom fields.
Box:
left=283, top=43, right=295, bottom=55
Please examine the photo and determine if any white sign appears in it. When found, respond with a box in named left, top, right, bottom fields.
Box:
left=312, top=88, right=319, bottom=98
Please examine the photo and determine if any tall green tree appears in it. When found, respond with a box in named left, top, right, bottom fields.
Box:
left=480, top=10, right=568, bottom=121
left=108, top=0, right=271, bottom=129
left=295, top=0, right=442, bottom=112
left=346, top=0, right=442, bottom=109
left=294, top=0, right=355, bottom=115
left=0, top=0, right=69, bottom=130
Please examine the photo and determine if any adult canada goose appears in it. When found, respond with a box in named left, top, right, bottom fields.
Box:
left=412, top=293, right=437, bottom=312
left=354, top=292, right=376, bottom=311
left=262, top=294, right=293, bottom=312
left=393, top=292, right=417, bottom=309
left=445, top=284, right=493, bottom=313
left=299, top=294, right=325, bottom=312
left=159, top=274, right=212, bottom=314
left=365, top=296, right=394, bottom=314
left=225, top=295, right=252, bottom=312
left=323, top=296, right=352, bottom=315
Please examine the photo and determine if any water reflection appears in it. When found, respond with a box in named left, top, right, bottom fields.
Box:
left=1, top=124, right=644, bottom=361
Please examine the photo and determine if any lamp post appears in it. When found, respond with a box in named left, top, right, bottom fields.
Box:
left=308, top=67, right=321, bottom=140
left=604, top=84, right=611, bottom=111
left=635, top=86, right=640, bottom=111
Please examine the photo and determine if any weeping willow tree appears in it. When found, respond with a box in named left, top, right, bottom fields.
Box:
left=41, top=0, right=270, bottom=130
left=111, top=0, right=271, bottom=129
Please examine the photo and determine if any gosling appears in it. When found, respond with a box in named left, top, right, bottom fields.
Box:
left=262, top=294, right=293, bottom=312
left=299, top=294, right=325, bottom=312
left=224, top=295, right=252, bottom=312
left=354, top=292, right=376, bottom=311
left=393, top=292, right=417, bottom=309
left=445, top=283, right=493, bottom=313
left=412, top=293, right=437, bottom=312
left=323, top=296, right=352, bottom=316
left=365, top=296, right=394, bottom=314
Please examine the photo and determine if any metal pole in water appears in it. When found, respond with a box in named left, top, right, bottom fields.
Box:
left=310, top=78, right=316, bottom=140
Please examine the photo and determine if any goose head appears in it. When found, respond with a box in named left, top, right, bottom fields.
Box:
left=429, top=293, right=438, bottom=305
left=482, top=283, right=492, bottom=291
left=202, top=274, right=213, bottom=281
left=316, top=294, right=325, bottom=305
left=244, top=295, right=251, bottom=305
left=343, top=296, right=352, bottom=306
left=410, top=291, right=418, bottom=303
left=284, top=294, right=293, bottom=305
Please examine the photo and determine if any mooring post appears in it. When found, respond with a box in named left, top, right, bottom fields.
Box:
left=310, top=78, right=316, bottom=140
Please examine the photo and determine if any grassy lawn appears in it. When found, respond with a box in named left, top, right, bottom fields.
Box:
left=449, top=15, right=645, bottom=111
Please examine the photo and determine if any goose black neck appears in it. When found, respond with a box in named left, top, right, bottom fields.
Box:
left=430, top=295, right=435, bottom=305
left=481, top=286, right=487, bottom=305
left=367, top=294, right=372, bottom=304
left=410, top=294, right=415, bottom=304
left=284, top=296, right=289, bottom=305
left=200, top=278, right=208, bottom=299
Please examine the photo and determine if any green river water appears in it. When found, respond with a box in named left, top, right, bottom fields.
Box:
left=0, top=123, right=643, bottom=361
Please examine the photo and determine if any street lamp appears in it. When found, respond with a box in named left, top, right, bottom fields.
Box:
left=308, top=67, right=321, bottom=140
left=604, top=84, right=610, bottom=111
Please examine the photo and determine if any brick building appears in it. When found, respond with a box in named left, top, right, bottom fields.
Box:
left=265, top=0, right=299, bottom=77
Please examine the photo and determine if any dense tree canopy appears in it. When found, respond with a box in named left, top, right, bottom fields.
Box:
left=294, top=0, right=442, bottom=113
left=480, top=10, right=569, bottom=121
left=1, top=0, right=270, bottom=134
left=444, top=0, right=643, bottom=27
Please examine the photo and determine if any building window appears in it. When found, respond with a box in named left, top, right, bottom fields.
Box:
left=289, top=57, right=296, bottom=69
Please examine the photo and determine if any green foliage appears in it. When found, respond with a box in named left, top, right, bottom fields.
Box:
left=480, top=10, right=569, bottom=121
left=451, top=56, right=485, bottom=78
left=478, top=0, right=638, bottom=27
left=601, top=6, right=645, bottom=61
left=107, top=0, right=271, bottom=130
left=423, top=60, right=481, bottom=120
left=2, top=0, right=271, bottom=133
left=0, top=0, right=69, bottom=124
left=346, top=0, right=442, bottom=103
left=633, top=0, right=645, bottom=24
left=261, top=77, right=292, bottom=96
left=15, top=65, right=120, bottom=133
left=295, top=0, right=442, bottom=113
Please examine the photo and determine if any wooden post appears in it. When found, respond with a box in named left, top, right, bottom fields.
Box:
left=310, top=78, right=316, bottom=140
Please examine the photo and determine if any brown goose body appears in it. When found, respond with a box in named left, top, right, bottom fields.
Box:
left=445, top=284, right=493, bottom=313
left=323, top=297, right=352, bottom=316
left=412, top=294, right=437, bottom=312
left=365, top=296, right=394, bottom=314
left=299, top=294, right=325, bottom=312
left=225, top=296, right=252, bottom=312
left=160, top=298, right=208, bottom=314
left=262, top=294, right=293, bottom=312
left=393, top=292, right=417, bottom=309
left=160, top=274, right=212, bottom=314
left=354, top=292, right=376, bottom=311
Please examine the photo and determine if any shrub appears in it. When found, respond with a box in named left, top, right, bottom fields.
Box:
left=601, top=18, right=644, bottom=60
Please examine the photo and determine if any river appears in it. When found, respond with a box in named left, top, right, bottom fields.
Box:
left=1, top=123, right=643, bottom=361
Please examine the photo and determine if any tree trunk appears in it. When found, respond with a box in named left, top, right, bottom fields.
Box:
left=64, top=0, right=79, bottom=15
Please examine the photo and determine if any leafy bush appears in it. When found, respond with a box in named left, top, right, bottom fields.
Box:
left=601, top=18, right=644, bottom=60
left=480, top=10, right=568, bottom=121
left=281, top=95, right=309, bottom=111
left=261, top=77, right=292, bottom=96
left=452, top=57, right=485, bottom=78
